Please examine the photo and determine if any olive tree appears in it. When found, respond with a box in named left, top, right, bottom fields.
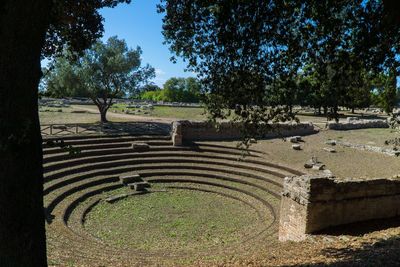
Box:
left=44, top=36, right=155, bottom=122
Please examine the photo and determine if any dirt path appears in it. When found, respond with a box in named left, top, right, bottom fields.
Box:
left=71, top=105, right=176, bottom=123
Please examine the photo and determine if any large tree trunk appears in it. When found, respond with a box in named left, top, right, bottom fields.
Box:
left=100, top=108, right=108, bottom=123
left=0, top=1, right=51, bottom=266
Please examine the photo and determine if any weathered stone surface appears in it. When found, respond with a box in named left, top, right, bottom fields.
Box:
left=325, top=140, right=336, bottom=146
left=336, top=141, right=400, bottom=157
left=120, top=174, right=142, bottom=185
left=292, top=144, right=301, bottom=150
left=279, top=174, right=400, bottom=242
left=323, top=147, right=336, bottom=153
left=172, top=120, right=317, bottom=142
left=129, top=181, right=150, bottom=191
left=172, top=133, right=183, bottom=146
left=304, top=161, right=314, bottom=169
left=327, top=119, right=388, bottom=130
left=289, top=137, right=298, bottom=143
left=294, top=136, right=302, bottom=141
left=346, top=117, right=359, bottom=122
left=312, top=163, right=325, bottom=170
left=131, top=142, right=150, bottom=151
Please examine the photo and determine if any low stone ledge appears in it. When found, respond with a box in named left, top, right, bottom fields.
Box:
left=326, top=119, right=388, bottom=130
left=336, top=141, right=400, bottom=157
left=171, top=120, right=317, bottom=144
left=279, top=174, right=400, bottom=241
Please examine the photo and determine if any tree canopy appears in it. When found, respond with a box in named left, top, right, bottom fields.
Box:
left=43, top=36, right=155, bottom=122
left=43, top=0, right=132, bottom=57
left=159, top=0, right=399, bottom=129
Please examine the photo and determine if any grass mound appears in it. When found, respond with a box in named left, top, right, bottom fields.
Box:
left=84, top=187, right=260, bottom=253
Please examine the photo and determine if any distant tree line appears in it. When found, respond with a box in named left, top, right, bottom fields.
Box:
left=266, top=65, right=399, bottom=116
left=139, top=77, right=201, bottom=103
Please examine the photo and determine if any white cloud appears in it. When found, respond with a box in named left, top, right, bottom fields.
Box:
left=155, top=68, right=166, bottom=76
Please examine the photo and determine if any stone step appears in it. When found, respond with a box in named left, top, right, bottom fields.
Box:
left=104, top=191, right=146, bottom=203
left=131, top=142, right=150, bottom=152
left=128, top=181, right=150, bottom=191
left=42, top=134, right=171, bottom=148
left=43, top=148, right=301, bottom=175
left=120, top=174, right=142, bottom=185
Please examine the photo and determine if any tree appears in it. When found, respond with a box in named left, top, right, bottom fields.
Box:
left=159, top=1, right=315, bottom=132
left=0, top=2, right=52, bottom=266
left=1, top=0, right=129, bottom=266
left=140, top=77, right=201, bottom=103
left=159, top=1, right=399, bottom=126
left=43, top=36, right=155, bottom=122
left=371, top=70, right=399, bottom=113
left=42, top=56, right=89, bottom=98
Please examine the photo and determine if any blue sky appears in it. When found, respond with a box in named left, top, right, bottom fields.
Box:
left=99, top=0, right=194, bottom=87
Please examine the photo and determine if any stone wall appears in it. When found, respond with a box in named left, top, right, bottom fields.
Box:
left=279, top=174, right=400, bottom=241
left=172, top=120, right=317, bottom=145
left=326, top=119, right=388, bottom=130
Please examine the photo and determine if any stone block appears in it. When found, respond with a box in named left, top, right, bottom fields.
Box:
left=304, top=161, right=314, bottom=169
left=129, top=181, right=150, bottom=191
left=312, top=163, right=325, bottom=170
left=292, top=144, right=301, bottom=150
left=132, top=142, right=150, bottom=152
left=323, top=147, right=336, bottom=153
left=172, top=133, right=183, bottom=146
left=325, top=140, right=336, bottom=146
left=279, top=174, right=400, bottom=242
left=120, top=174, right=142, bottom=185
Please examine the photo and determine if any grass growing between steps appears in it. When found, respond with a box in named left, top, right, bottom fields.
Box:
left=84, top=184, right=261, bottom=253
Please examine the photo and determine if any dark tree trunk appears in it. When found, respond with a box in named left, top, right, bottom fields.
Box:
left=100, top=108, right=108, bottom=123
left=92, top=98, right=110, bottom=123
left=0, top=1, right=51, bottom=266
left=351, top=107, right=355, bottom=114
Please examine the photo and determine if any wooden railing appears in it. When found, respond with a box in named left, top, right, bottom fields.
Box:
left=40, top=122, right=171, bottom=136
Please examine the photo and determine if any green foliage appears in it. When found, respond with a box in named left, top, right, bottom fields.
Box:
left=159, top=1, right=400, bottom=128
left=43, top=0, right=131, bottom=57
left=42, top=36, right=155, bottom=122
left=370, top=70, right=399, bottom=113
left=140, top=77, right=202, bottom=103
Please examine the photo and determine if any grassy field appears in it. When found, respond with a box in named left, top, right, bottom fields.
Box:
left=111, top=103, right=207, bottom=120
left=39, top=103, right=389, bottom=125
left=39, top=104, right=207, bottom=124
left=252, top=129, right=400, bottom=179
left=84, top=185, right=259, bottom=253
left=39, top=106, right=103, bottom=124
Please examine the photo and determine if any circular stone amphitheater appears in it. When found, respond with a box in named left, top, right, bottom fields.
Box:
left=43, top=129, right=304, bottom=265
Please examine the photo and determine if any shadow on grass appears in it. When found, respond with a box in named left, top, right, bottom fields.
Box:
left=292, top=217, right=400, bottom=267
left=291, top=236, right=400, bottom=267
left=316, top=216, right=400, bottom=237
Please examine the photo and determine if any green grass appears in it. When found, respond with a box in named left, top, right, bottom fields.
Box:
left=39, top=106, right=102, bottom=124
left=324, top=128, right=399, bottom=146
left=111, top=103, right=207, bottom=120
left=84, top=186, right=259, bottom=252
